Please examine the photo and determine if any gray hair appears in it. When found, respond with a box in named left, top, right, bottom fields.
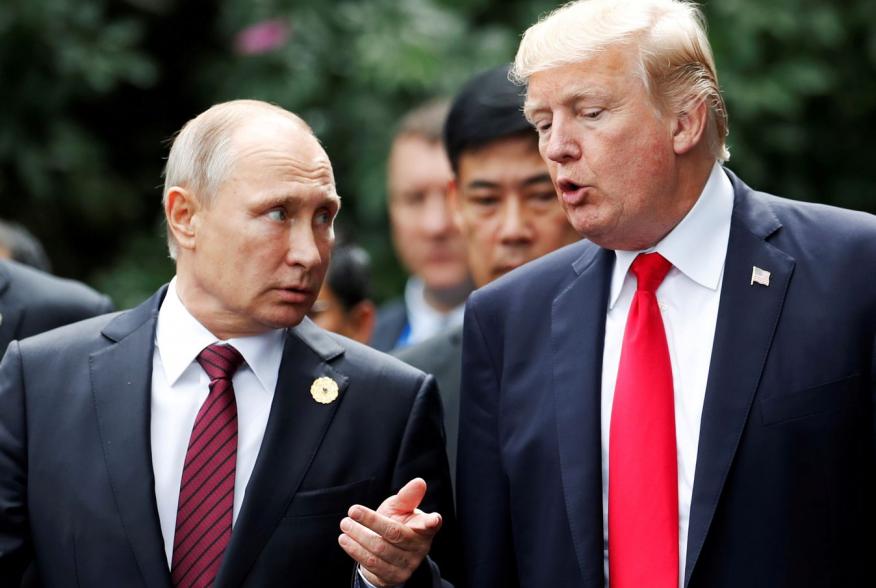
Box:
left=512, top=0, right=730, bottom=162
left=162, top=99, right=312, bottom=259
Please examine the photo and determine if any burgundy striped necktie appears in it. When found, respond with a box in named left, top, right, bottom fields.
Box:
left=171, top=343, right=244, bottom=588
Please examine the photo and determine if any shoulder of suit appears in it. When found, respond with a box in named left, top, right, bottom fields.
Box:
left=0, top=259, right=111, bottom=312
left=393, top=324, right=461, bottom=367
left=743, top=190, right=876, bottom=261
left=375, top=297, right=407, bottom=320
left=15, top=310, right=122, bottom=358
left=470, top=239, right=593, bottom=306
left=322, top=327, right=430, bottom=383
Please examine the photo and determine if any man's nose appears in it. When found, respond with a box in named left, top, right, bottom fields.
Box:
left=286, top=225, right=325, bottom=269
left=542, top=120, right=582, bottom=164
left=498, top=196, right=533, bottom=244
left=421, top=191, right=455, bottom=237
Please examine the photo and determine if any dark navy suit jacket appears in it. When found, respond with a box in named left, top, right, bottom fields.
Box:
left=457, top=170, right=876, bottom=587
left=0, top=259, right=113, bottom=357
left=0, top=287, right=459, bottom=587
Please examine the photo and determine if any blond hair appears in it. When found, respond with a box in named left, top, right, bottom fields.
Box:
left=512, top=0, right=729, bottom=162
left=162, top=99, right=312, bottom=259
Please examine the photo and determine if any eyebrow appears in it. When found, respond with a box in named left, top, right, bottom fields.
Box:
left=261, top=190, right=341, bottom=210
left=465, top=173, right=553, bottom=191
left=524, top=88, right=613, bottom=119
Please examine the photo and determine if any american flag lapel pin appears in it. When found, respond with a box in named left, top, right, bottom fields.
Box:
left=751, top=266, right=771, bottom=287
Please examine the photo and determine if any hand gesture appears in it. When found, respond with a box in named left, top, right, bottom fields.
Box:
left=338, top=478, right=442, bottom=587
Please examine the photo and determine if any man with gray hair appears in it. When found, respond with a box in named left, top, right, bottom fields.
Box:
left=0, top=100, right=458, bottom=587
left=457, top=1, right=876, bottom=587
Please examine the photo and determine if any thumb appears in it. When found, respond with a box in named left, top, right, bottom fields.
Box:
left=384, top=477, right=427, bottom=514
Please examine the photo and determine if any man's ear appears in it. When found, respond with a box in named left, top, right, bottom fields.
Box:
left=447, top=177, right=463, bottom=230
left=672, top=98, right=708, bottom=156
left=165, top=187, right=201, bottom=253
left=349, top=300, right=377, bottom=345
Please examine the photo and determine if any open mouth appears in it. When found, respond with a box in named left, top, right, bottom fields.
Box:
left=557, top=178, right=583, bottom=193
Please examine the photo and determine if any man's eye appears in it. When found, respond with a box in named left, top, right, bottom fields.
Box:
left=267, top=209, right=287, bottom=222
left=315, top=209, right=333, bottom=225
left=582, top=109, right=603, bottom=120
left=470, top=195, right=500, bottom=207
left=400, top=192, right=426, bottom=207
left=531, top=191, right=557, bottom=203
left=535, top=121, right=552, bottom=134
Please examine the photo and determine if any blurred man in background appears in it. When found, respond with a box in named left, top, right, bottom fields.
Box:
left=371, top=99, right=472, bottom=352
left=0, top=219, right=52, bottom=273
left=396, top=64, right=579, bottom=487
left=309, top=242, right=376, bottom=344
left=0, top=217, right=113, bottom=358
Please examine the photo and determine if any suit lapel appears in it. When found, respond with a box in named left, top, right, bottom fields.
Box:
left=0, top=264, right=24, bottom=354
left=684, top=174, right=795, bottom=586
left=90, top=288, right=172, bottom=588
left=215, top=319, right=348, bottom=588
left=552, top=245, right=613, bottom=587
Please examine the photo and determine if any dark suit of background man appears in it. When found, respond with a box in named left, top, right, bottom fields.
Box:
left=0, top=100, right=458, bottom=588
left=457, top=1, right=876, bottom=587
left=0, top=258, right=113, bottom=358
left=396, top=64, right=579, bottom=488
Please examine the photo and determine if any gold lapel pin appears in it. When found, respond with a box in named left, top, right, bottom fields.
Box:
left=310, top=376, right=339, bottom=404
left=750, top=266, right=771, bottom=287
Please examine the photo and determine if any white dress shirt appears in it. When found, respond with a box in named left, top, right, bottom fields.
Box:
left=403, top=277, right=466, bottom=345
left=151, top=278, right=283, bottom=566
left=601, top=164, right=734, bottom=587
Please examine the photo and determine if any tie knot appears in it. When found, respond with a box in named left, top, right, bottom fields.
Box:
left=196, top=343, right=245, bottom=383
left=630, top=252, right=672, bottom=293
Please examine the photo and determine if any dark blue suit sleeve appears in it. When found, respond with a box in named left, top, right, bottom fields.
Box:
left=457, top=301, right=519, bottom=587
left=0, top=342, right=31, bottom=584
left=391, top=373, right=460, bottom=587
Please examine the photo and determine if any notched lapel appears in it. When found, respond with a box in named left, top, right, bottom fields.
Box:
left=551, top=245, right=612, bottom=587
left=216, top=323, right=348, bottom=588
left=0, top=301, right=23, bottom=358
left=90, top=294, right=171, bottom=588
left=0, top=266, right=23, bottom=354
left=684, top=187, right=794, bottom=587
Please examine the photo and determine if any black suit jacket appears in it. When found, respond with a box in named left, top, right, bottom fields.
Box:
left=395, top=325, right=462, bottom=492
left=0, top=287, right=458, bottom=587
left=457, top=170, right=876, bottom=587
left=0, top=260, right=113, bottom=357
left=371, top=298, right=408, bottom=352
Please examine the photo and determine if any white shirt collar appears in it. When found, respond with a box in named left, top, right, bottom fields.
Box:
left=608, top=163, right=734, bottom=309
left=403, top=277, right=466, bottom=342
left=155, top=277, right=286, bottom=393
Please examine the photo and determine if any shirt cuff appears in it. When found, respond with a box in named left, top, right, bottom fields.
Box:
left=356, top=565, right=403, bottom=588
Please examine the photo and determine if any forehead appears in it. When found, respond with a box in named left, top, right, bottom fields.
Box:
left=457, top=134, right=546, bottom=183
left=387, top=136, right=452, bottom=193
left=523, top=46, right=641, bottom=114
left=224, top=119, right=338, bottom=201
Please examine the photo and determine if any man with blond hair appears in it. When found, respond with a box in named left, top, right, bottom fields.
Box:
left=0, top=100, right=458, bottom=587
left=457, top=1, right=876, bottom=587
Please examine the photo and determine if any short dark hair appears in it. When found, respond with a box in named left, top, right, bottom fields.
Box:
left=326, top=243, right=372, bottom=311
left=443, top=64, right=534, bottom=173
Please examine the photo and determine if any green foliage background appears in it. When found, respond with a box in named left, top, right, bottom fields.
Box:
left=1, top=0, right=873, bottom=309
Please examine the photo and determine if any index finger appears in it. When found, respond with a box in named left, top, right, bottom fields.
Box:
left=348, top=505, right=435, bottom=546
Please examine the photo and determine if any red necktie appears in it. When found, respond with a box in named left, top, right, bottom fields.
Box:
left=171, top=343, right=244, bottom=588
left=609, top=253, right=678, bottom=588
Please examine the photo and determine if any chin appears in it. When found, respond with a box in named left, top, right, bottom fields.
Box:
left=260, top=309, right=309, bottom=330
